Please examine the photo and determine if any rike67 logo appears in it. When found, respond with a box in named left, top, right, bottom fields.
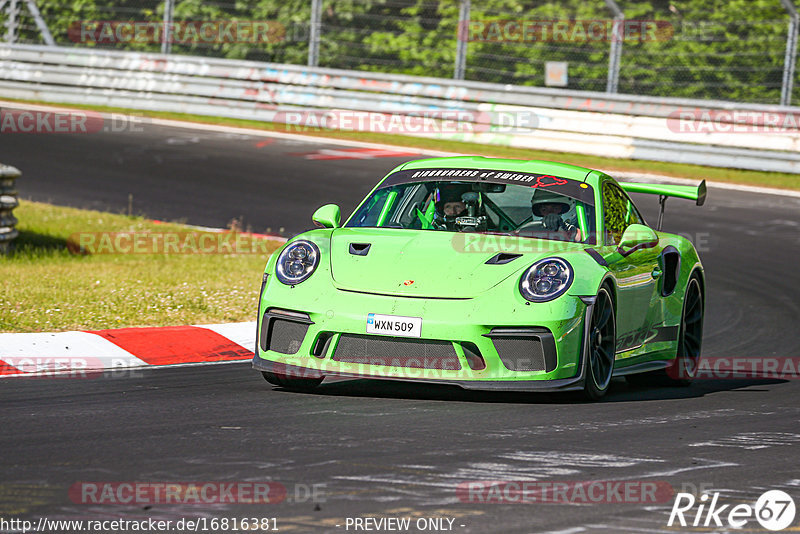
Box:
left=668, top=490, right=796, bottom=531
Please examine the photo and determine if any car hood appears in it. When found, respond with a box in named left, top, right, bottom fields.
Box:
left=328, top=228, right=583, bottom=298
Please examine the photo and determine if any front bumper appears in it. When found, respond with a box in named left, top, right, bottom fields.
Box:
left=253, top=274, right=593, bottom=391
left=252, top=356, right=588, bottom=392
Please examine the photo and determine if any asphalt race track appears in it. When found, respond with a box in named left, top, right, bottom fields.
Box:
left=5, top=123, right=411, bottom=235
left=3, top=122, right=800, bottom=533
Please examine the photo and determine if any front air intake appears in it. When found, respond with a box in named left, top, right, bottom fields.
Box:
left=484, top=328, right=557, bottom=372
left=333, top=334, right=461, bottom=370
left=260, top=309, right=313, bottom=355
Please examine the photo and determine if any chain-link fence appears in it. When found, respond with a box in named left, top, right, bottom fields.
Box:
left=2, top=0, right=799, bottom=105
left=619, top=17, right=794, bottom=104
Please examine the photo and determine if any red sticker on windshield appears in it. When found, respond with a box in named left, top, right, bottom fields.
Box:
left=532, top=175, right=568, bottom=188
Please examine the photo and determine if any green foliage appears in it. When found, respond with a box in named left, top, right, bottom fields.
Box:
left=618, top=0, right=791, bottom=103
left=602, top=183, right=628, bottom=244
left=3, top=0, right=797, bottom=103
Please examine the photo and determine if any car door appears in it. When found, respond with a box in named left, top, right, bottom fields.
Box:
left=600, top=181, right=663, bottom=352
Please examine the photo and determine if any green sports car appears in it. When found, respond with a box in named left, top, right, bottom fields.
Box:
left=253, top=157, right=706, bottom=399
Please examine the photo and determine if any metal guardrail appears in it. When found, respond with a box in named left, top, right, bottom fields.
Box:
left=4, top=44, right=797, bottom=117
left=0, top=163, right=20, bottom=254
left=1, top=43, right=800, bottom=174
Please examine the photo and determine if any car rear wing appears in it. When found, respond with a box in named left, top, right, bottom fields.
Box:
left=619, top=180, right=707, bottom=230
left=619, top=180, right=707, bottom=206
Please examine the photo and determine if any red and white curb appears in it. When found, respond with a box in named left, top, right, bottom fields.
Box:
left=0, top=322, right=255, bottom=378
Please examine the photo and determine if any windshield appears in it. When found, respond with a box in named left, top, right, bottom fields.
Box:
left=346, top=174, right=596, bottom=244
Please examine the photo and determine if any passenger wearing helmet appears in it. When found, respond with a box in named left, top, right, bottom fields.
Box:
left=530, top=191, right=581, bottom=241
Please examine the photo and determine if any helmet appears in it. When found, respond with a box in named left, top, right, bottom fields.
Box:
left=531, top=190, right=575, bottom=218
left=434, top=183, right=472, bottom=218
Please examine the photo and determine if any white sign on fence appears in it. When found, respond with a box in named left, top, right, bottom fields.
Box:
left=545, top=61, right=568, bottom=87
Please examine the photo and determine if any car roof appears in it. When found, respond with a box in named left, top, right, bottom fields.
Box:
left=396, top=156, right=602, bottom=184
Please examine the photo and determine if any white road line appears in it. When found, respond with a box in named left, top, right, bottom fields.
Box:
left=688, top=432, right=800, bottom=450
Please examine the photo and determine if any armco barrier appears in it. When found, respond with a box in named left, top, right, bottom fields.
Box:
left=0, top=164, right=20, bottom=254
left=1, top=44, right=799, bottom=174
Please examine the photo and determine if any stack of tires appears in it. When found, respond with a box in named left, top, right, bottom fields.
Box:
left=0, top=164, right=21, bottom=255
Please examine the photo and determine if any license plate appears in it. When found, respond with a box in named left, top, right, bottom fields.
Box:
left=366, top=313, right=422, bottom=338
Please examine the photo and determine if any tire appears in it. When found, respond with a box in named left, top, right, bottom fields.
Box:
left=261, top=371, right=323, bottom=391
left=625, top=274, right=704, bottom=387
left=664, top=274, right=704, bottom=386
left=583, top=287, right=616, bottom=401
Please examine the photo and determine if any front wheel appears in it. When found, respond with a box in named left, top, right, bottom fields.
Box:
left=583, top=287, right=616, bottom=400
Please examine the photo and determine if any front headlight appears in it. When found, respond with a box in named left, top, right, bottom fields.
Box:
left=519, top=257, right=573, bottom=302
left=275, top=240, right=320, bottom=285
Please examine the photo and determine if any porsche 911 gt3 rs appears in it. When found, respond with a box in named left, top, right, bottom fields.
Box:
left=253, top=157, right=706, bottom=399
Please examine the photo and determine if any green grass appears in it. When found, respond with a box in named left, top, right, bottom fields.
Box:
left=3, top=97, right=799, bottom=190
left=0, top=201, right=282, bottom=332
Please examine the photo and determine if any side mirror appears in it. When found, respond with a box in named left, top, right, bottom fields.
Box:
left=618, top=223, right=658, bottom=253
left=312, top=204, right=341, bottom=229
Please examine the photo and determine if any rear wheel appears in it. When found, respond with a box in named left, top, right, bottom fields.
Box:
left=665, top=275, right=704, bottom=386
left=262, top=371, right=323, bottom=391
left=583, top=287, right=616, bottom=400
left=626, top=274, right=703, bottom=387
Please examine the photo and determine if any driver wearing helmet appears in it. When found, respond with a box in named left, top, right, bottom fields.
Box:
left=531, top=191, right=581, bottom=241
left=433, top=183, right=471, bottom=231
